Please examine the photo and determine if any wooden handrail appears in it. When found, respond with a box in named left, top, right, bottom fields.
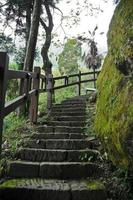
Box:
left=0, top=52, right=100, bottom=154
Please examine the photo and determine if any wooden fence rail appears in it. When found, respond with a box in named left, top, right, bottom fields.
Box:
left=0, top=52, right=100, bottom=153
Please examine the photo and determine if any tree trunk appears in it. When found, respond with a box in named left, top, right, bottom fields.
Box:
left=41, top=30, right=53, bottom=76
left=24, top=0, right=41, bottom=72
left=40, top=2, right=54, bottom=110
left=41, top=2, right=54, bottom=76
left=19, top=0, right=41, bottom=116
left=25, top=4, right=31, bottom=46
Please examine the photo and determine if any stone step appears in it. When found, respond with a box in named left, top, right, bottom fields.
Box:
left=31, top=133, right=87, bottom=140
left=51, top=107, right=85, bottom=112
left=62, top=99, right=86, bottom=103
left=61, top=102, right=86, bottom=106
left=35, top=126, right=83, bottom=133
left=63, top=97, right=87, bottom=102
left=45, top=121, right=85, bottom=127
left=24, top=139, right=94, bottom=150
left=50, top=116, right=85, bottom=122
left=52, top=104, right=86, bottom=109
left=50, top=111, right=84, bottom=116
left=0, top=179, right=107, bottom=200
left=16, top=148, right=100, bottom=162
left=8, top=161, right=103, bottom=179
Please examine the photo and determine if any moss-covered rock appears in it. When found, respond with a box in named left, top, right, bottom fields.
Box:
left=95, top=0, right=133, bottom=169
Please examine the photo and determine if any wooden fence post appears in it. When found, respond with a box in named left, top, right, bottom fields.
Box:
left=47, top=74, right=53, bottom=110
left=29, top=67, right=40, bottom=123
left=0, top=52, right=9, bottom=154
left=65, top=76, right=68, bottom=86
left=77, top=71, right=81, bottom=96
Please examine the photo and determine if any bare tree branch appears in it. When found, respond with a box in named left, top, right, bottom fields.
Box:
left=40, top=17, right=48, bottom=32
left=44, top=2, right=53, bottom=31
left=0, top=2, right=9, bottom=9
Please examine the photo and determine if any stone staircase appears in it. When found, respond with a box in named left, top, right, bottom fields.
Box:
left=0, top=96, right=107, bottom=200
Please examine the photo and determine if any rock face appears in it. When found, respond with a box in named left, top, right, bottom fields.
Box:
left=95, top=0, right=133, bottom=169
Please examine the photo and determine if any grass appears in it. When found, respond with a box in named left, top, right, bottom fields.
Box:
left=2, top=67, right=95, bottom=157
left=3, top=113, right=27, bottom=154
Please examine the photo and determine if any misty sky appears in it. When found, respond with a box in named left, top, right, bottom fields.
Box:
left=46, top=0, right=116, bottom=66
left=0, top=0, right=116, bottom=66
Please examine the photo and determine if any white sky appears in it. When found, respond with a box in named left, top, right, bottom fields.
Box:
left=47, top=0, right=116, bottom=66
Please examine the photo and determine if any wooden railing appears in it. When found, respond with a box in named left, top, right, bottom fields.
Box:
left=0, top=52, right=100, bottom=153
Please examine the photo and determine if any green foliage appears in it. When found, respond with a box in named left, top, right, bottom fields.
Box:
left=84, top=101, right=96, bottom=137
left=9, top=62, right=19, bottom=70
left=0, top=33, right=16, bottom=54
left=6, top=80, right=19, bottom=101
left=95, top=0, right=133, bottom=169
left=38, top=93, right=47, bottom=114
left=14, top=48, right=26, bottom=70
left=58, top=38, right=81, bottom=76
left=55, top=86, right=76, bottom=104
left=3, top=113, right=26, bottom=154
left=6, top=62, right=19, bottom=102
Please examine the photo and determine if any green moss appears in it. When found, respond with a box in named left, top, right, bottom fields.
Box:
left=95, top=0, right=133, bottom=169
left=0, top=179, right=22, bottom=188
left=87, top=181, right=105, bottom=190
left=0, top=179, right=40, bottom=188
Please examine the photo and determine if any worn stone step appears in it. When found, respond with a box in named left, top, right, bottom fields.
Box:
left=16, top=148, right=100, bottom=162
left=50, top=111, right=84, bottom=116
left=52, top=104, right=86, bottom=109
left=8, top=161, right=103, bottom=179
left=61, top=102, right=86, bottom=106
left=51, top=107, right=85, bottom=113
left=45, top=121, right=85, bottom=127
left=62, top=99, right=86, bottom=103
left=50, top=116, right=85, bottom=122
left=31, top=133, right=87, bottom=140
left=35, top=126, right=83, bottom=133
left=24, top=139, right=94, bottom=150
left=0, top=179, right=107, bottom=200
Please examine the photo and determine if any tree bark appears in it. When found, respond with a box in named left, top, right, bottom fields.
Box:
left=41, top=28, right=53, bottom=75
left=24, top=0, right=41, bottom=72
left=25, top=4, right=31, bottom=46
left=41, top=2, right=54, bottom=76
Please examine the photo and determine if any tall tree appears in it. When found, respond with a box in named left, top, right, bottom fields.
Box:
left=1, top=0, right=59, bottom=74
left=40, top=0, right=60, bottom=76
left=0, top=0, right=34, bottom=68
left=40, top=1, right=54, bottom=76
left=24, top=0, right=41, bottom=71
left=58, top=38, right=81, bottom=75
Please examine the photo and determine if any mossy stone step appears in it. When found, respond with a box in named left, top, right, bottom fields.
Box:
left=31, top=133, right=87, bottom=140
left=0, top=179, right=107, bottom=200
left=62, top=99, right=86, bottom=104
left=52, top=104, right=86, bottom=109
left=16, top=148, right=100, bottom=162
left=24, top=139, right=95, bottom=150
left=50, top=116, right=85, bottom=122
left=51, top=107, right=85, bottom=112
left=50, top=111, right=85, bottom=116
left=45, top=121, right=85, bottom=127
left=61, top=102, right=86, bottom=106
left=8, top=161, right=103, bottom=179
left=35, top=126, right=83, bottom=133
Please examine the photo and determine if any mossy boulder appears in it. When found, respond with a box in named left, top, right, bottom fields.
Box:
left=95, top=0, right=133, bottom=169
